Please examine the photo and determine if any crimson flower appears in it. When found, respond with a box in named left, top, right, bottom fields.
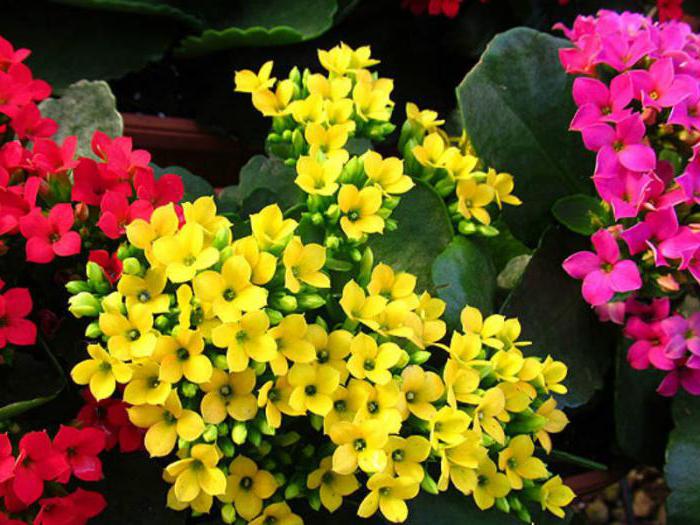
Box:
left=97, top=191, right=152, bottom=240
left=88, top=250, right=123, bottom=286
left=134, top=169, right=184, bottom=207
left=0, top=434, right=14, bottom=483
left=35, top=489, right=106, bottom=525
left=75, top=389, right=144, bottom=452
left=0, top=36, right=30, bottom=72
left=9, top=103, right=57, bottom=141
left=70, top=158, right=131, bottom=207
left=52, top=425, right=105, bottom=483
left=13, top=431, right=69, bottom=505
left=0, top=283, right=36, bottom=348
left=0, top=176, right=40, bottom=236
left=19, top=204, right=81, bottom=263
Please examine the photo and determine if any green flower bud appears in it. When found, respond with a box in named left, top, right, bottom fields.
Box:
left=409, top=350, right=430, bottom=366
left=383, top=196, right=401, bottom=210
left=309, top=489, right=321, bottom=511
left=219, top=246, right=233, bottom=263
left=297, top=294, right=325, bottom=310
left=154, top=315, right=171, bottom=332
left=277, top=432, right=301, bottom=447
left=122, top=257, right=142, bottom=276
left=289, top=66, right=301, bottom=85
left=325, top=204, right=340, bottom=223
left=284, top=483, right=301, bottom=500
left=84, top=322, right=102, bottom=339
left=116, top=244, right=131, bottom=260
left=221, top=504, right=236, bottom=524
left=202, top=424, right=218, bottom=443
left=311, top=212, right=324, bottom=225
left=248, top=428, right=262, bottom=447
left=217, top=422, right=229, bottom=437
left=506, top=413, right=548, bottom=434
left=65, top=280, right=91, bottom=294
left=515, top=506, right=531, bottom=523
left=258, top=440, right=272, bottom=456
left=349, top=248, right=362, bottom=263
left=508, top=494, right=523, bottom=512
left=219, top=437, right=235, bottom=458
left=274, top=472, right=286, bottom=487
left=271, top=294, right=297, bottom=313
left=257, top=419, right=275, bottom=436
left=281, top=129, right=293, bottom=141
left=434, top=177, right=456, bottom=197
left=476, top=224, right=500, bottom=237
left=385, top=219, right=398, bottom=232
left=292, top=129, right=305, bottom=156
left=232, top=422, right=248, bottom=445
left=495, top=497, right=510, bottom=514
left=265, top=308, right=283, bottom=325
left=213, top=354, right=229, bottom=370
left=86, top=262, right=106, bottom=286
left=252, top=361, right=267, bottom=376
left=68, top=292, right=101, bottom=318
left=213, top=227, right=232, bottom=250
left=324, top=235, right=341, bottom=251
left=420, top=472, right=438, bottom=495
left=180, top=382, right=198, bottom=398
left=458, top=220, right=477, bottom=235
left=302, top=443, right=315, bottom=457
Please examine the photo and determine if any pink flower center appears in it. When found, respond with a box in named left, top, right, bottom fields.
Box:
left=613, top=140, right=624, bottom=152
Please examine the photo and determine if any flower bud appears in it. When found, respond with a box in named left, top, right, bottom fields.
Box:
left=68, top=292, right=101, bottom=318
left=271, top=294, right=297, bottom=313
left=258, top=440, right=272, bottom=456
left=253, top=361, right=267, bottom=376
left=219, top=437, right=235, bottom=458
left=221, top=504, right=236, bottom=524
left=297, top=294, right=325, bottom=310
left=284, top=483, right=301, bottom=500
left=232, top=422, right=248, bottom=445
left=420, top=472, right=438, bottom=495
left=84, top=322, right=102, bottom=339
left=213, top=354, right=229, bottom=370
left=325, top=204, right=340, bottom=223
left=495, top=497, right=510, bottom=514
left=476, top=224, right=500, bottom=237
left=434, top=177, right=456, bottom=197
left=180, top=382, right=198, bottom=398
left=257, top=418, right=275, bottom=436
left=202, top=424, right=218, bottom=443
left=65, top=280, right=91, bottom=295
left=409, top=350, right=430, bottom=365
left=213, top=227, right=232, bottom=250
left=86, top=262, right=106, bottom=286
left=385, top=218, right=398, bottom=232
left=122, top=257, right=142, bottom=276
left=458, top=220, right=477, bottom=235
left=74, top=202, right=90, bottom=223
left=265, top=308, right=283, bottom=325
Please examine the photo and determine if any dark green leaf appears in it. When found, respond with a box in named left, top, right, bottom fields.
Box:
left=552, top=194, right=607, bottom=236
left=153, top=165, right=214, bottom=203
left=501, top=227, right=614, bottom=408
left=3, top=2, right=178, bottom=89
left=456, top=27, right=594, bottom=246
left=369, top=180, right=453, bottom=292
left=53, top=0, right=203, bottom=28
left=666, top=394, right=700, bottom=525
left=432, top=236, right=497, bottom=330
left=176, top=0, right=339, bottom=57
left=474, top=219, right=532, bottom=273
left=614, top=340, right=670, bottom=466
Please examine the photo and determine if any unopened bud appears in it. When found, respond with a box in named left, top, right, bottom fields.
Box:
left=68, top=292, right=101, bottom=318
left=202, top=424, right=218, bottom=442
left=84, top=322, right=102, bottom=339
left=221, top=504, right=236, bottom=524
left=232, top=422, right=248, bottom=445
left=297, top=294, right=325, bottom=310
left=122, top=257, right=142, bottom=276
left=65, top=280, right=91, bottom=294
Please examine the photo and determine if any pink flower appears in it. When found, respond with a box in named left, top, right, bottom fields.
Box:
left=52, top=425, right=105, bottom=482
left=625, top=316, right=673, bottom=370
left=582, top=114, right=656, bottom=172
left=676, top=153, right=700, bottom=205
left=0, top=37, right=30, bottom=72
left=658, top=226, right=700, bottom=270
left=12, top=431, right=68, bottom=505
left=34, top=489, right=106, bottom=525
left=97, top=191, right=152, bottom=240
left=662, top=313, right=700, bottom=365
left=668, top=94, right=700, bottom=130
left=0, top=284, right=36, bottom=348
left=563, top=228, right=643, bottom=306
left=0, top=176, right=40, bottom=236
left=559, top=34, right=602, bottom=75
left=570, top=75, right=633, bottom=131
left=620, top=207, right=678, bottom=264
left=599, top=30, right=655, bottom=72
left=629, top=57, right=698, bottom=110
left=592, top=169, right=653, bottom=219
left=19, top=204, right=81, bottom=263
left=9, top=103, right=57, bottom=141
left=70, top=158, right=131, bottom=207
left=658, top=363, right=700, bottom=396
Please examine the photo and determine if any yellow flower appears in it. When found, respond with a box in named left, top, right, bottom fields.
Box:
left=288, top=363, right=340, bottom=416
left=123, top=360, right=172, bottom=405
left=249, top=503, right=302, bottom=525
left=498, top=435, right=548, bottom=490
left=445, top=331, right=485, bottom=367
left=353, top=78, right=393, bottom=122
left=460, top=306, right=505, bottom=349
left=250, top=204, right=297, bottom=252
left=152, top=223, right=220, bottom=283
left=351, top=379, right=402, bottom=434
left=472, top=457, right=510, bottom=510
left=367, top=264, right=418, bottom=309
left=338, top=184, right=384, bottom=240
left=437, top=432, right=487, bottom=494
left=166, top=486, right=212, bottom=514
left=442, top=150, right=479, bottom=180
left=251, top=79, right=294, bottom=117
left=405, top=102, right=444, bottom=133
left=539, top=476, right=575, bottom=518
left=71, top=344, right=133, bottom=401
left=164, top=444, right=226, bottom=503
left=307, top=456, right=360, bottom=512
left=307, top=73, right=352, bottom=101
left=182, top=196, right=231, bottom=238
left=295, top=155, right=343, bottom=196
left=486, top=169, right=521, bottom=208
left=471, top=387, right=507, bottom=445
left=374, top=301, right=414, bottom=340
left=269, top=314, right=316, bottom=376
left=324, top=98, right=356, bottom=132
left=234, top=61, right=275, bottom=93
left=194, top=255, right=267, bottom=323
left=154, top=328, right=212, bottom=384
left=412, top=132, right=449, bottom=168
left=498, top=381, right=535, bottom=414
left=212, top=310, right=277, bottom=372
left=384, top=436, right=431, bottom=481
left=339, top=280, right=387, bottom=330
left=535, top=398, right=569, bottom=453
left=128, top=390, right=204, bottom=457
left=200, top=368, right=258, bottom=423
left=540, top=356, right=568, bottom=394
left=307, top=325, right=352, bottom=382
left=232, top=236, right=278, bottom=285
left=176, top=284, right=194, bottom=329
left=490, top=348, right=525, bottom=383
left=304, top=124, right=349, bottom=163
left=398, top=365, right=444, bottom=421
left=357, top=473, right=419, bottom=524
left=283, top=237, right=330, bottom=293
left=220, top=455, right=278, bottom=521
left=126, top=203, right=179, bottom=252
left=329, top=419, right=388, bottom=474
left=318, top=44, right=353, bottom=75
left=347, top=333, right=401, bottom=385
left=117, top=267, right=170, bottom=314
left=257, top=376, right=302, bottom=429
left=347, top=44, right=380, bottom=71
left=443, top=358, right=480, bottom=407
left=410, top=292, right=447, bottom=346
left=429, top=406, right=470, bottom=449
left=323, top=385, right=364, bottom=432
left=99, top=304, right=157, bottom=359
left=289, top=94, right=324, bottom=125
left=456, top=179, right=495, bottom=225
left=363, top=151, right=414, bottom=196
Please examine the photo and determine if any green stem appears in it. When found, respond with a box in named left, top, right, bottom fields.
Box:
left=545, top=449, right=607, bottom=471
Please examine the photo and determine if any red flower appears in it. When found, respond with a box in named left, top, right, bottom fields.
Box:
left=0, top=36, right=30, bottom=72
left=90, top=131, right=151, bottom=181
left=88, top=250, right=123, bottom=286
left=401, top=0, right=462, bottom=17
left=134, top=169, right=184, bottom=208
left=70, top=158, right=131, bottom=206
left=10, top=104, right=57, bottom=141
left=0, top=176, right=40, bottom=236
left=31, top=137, right=78, bottom=179
left=97, top=191, right=152, bottom=240
left=13, top=431, right=69, bottom=505
left=75, top=390, right=143, bottom=453
left=52, top=426, right=105, bottom=482
left=658, top=0, right=683, bottom=21
left=0, top=284, right=36, bottom=348
left=35, top=489, right=106, bottom=525
left=0, top=434, right=14, bottom=483
left=19, top=204, right=81, bottom=263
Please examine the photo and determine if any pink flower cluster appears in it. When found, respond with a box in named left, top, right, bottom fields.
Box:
left=558, top=10, right=700, bottom=396
left=0, top=427, right=107, bottom=525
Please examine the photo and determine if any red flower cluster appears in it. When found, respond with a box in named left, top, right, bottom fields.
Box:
left=0, top=279, right=35, bottom=349
left=0, top=428, right=106, bottom=525
left=400, top=0, right=463, bottom=18
left=658, top=0, right=684, bottom=22
left=75, top=389, right=144, bottom=453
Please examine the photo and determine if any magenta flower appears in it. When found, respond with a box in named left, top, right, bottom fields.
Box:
left=625, top=316, right=673, bottom=370
left=582, top=115, right=656, bottom=172
left=668, top=94, right=700, bottom=130
left=598, top=31, right=655, bottom=72
left=620, top=207, right=679, bottom=264
left=593, top=170, right=653, bottom=219
left=658, top=227, right=700, bottom=270
left=676, top=153, right=700, bottom=205
left=662, top=313, right=700, bottom=366
left=563, top=229, right=643, bottom=306
left=570, top=75, right=633, bottom=131
left=657, top=363, right=700, bottom=396
left=629, top=57, right=698, bottom=109
left=558, top=34, right=601, bottom=75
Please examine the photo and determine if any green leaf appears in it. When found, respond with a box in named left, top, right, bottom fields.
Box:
left=153, top=165, right=214, bottom=203
left=176, top=0, right=339, bottom=57
left=3, top=2, right=178, bottom=89
left=217, top=155, right=302, bottom=217
left=38, top=80, right=123, bottom=159
left=432, top=236, right=497, bottom=330
left=53, top=0, right=204, bottom=29
left=614, top=340, right=670, bottom=466
left=456, top=27, right=594, bottom=246
left=552, top=194, right=608, bottom=236
left=369, top=180, right=453, bottom=292
left=666, top=394, right=700, bottom=525
left=500, top=226, right=614, bottom=408
left=474, top=219, right=531, bottom=273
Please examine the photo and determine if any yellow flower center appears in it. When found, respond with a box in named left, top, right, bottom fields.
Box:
left=367, top=401, right=379, bottom=414
left=363, top=359, right=375, bottom=371
left=348, top=211, right=360, bottom=221
left=128, top=330, right=140, bottom=341
left=321, top=471, right=334, bottom=485
left=99, top=362, right=112, bottom=372
left=391, top=449, right=405, bottom=462
left=184, top=256, right=196, bottom=266
left=353, top=438, right=367, bottom=451
left=138, top=291, right=151, bottom=303
left=477, top=474, right=488, bottom=486
left=240, top=476, right=253, bottom=490
left=405, top=391, right=416, bottom=402
left=177, top=347, right=189, bottom=361
left=379, top=487, right=391, bottom=497
left=219, top=385, right=232, bottom=398
left=334, top=400, right=347, bottom=412
left=305, top=385, right=318, bottom=396
left=317, top=350, right=329, bottom=364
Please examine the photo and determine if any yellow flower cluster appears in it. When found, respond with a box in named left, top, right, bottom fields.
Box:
left=69, top=195, right=573, bottom=524
left=400, top=103, right=521, bottom=236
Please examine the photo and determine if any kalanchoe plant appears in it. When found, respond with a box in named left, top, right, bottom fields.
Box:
left=556, top=10, right=700, bottom=396
left=67, top=44, right=577, bottom=524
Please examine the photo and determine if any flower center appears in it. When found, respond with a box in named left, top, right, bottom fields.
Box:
left=317, top=350, right=329, bottom=364
left=379, top=487, right=391, bottom=497
left=392, top=449, right=405, bottom=462
left=334, top=400, right=347, bottom=412
left=348, top=211, right=360, bottom=221
left=305, top=385, right=317, bottom=396
left=128, top=329, right=140, bottom=341
left=219, top=385, right=232, bottom=398
left=177, top=347, right=189, bottom=361
left=477, top=474, right=488, bottom=486
left=236, top=331, right=249, bottom=343
left=240, top=476, right=253, bottom=490
left=613, top=140, right=624, bottom=152
left=649, top=90, right=659, bottom=100
left=367, top=401, right=379, bottom=414
left=149, top=377, right=160, bottom=389
left=363, top=358, right=375, bottom=371
left=321, top=471, right=334, bottom=485
left=405, top=391, right=416, bottom=402
left=223, top=288, right=236, bottom=302
left=353, top=438, right=366, bottom=451
left=138, top=291, right=151, bottom=303
left=183, top=255, right=196, bottom=266
left=264, top=517, right=276, bottom=525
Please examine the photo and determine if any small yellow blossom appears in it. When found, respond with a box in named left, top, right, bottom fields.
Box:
left=363, top=151, right=414, bottom=195
left=249, top=503, right=302, bottom=525
left=486, top=169, right=521, bottom=208
left=405, top=102, right=444, bottom=133
left=252, top=80, right=295, bottom=117
left=498, top=435, right=549, bottom=489
left=329, top=419, right=388, bottom=474
left=473, top=457, right=510, bottom=510
left=347, top=333, right=401, bottom=385
left=307, top=456, right=360, bottom=512
left=384, top=436, right=431, bottom=481
left=152, top=223, right=219, bottom=283
left=295, top=155, right=343, bottom=196
left=456, top=179, right=495, bottom=225
left=338, top=184, right=385, bottom=240
left=339, top=280, right=387, bottom=330
left=539, top=476, right=576, bottom=518
left=220, top=455, right=278, bottom=521
left=212, top=310, right=277, bottom=372
left=200, top=368, right=258, bottom=423
left=123, top=360, right=171, bottom=406
left=164, top=444, right=226, bottom=504
left=304, top=124, right=349, bottom=162
left=71, top=344, right=133, bottom=401
left=117, top=268, right=170, bottom=314
left=234, top=61, right=275, bottom=93
left=357, top=473, right=419, bottom=523
left=398, top=365, right=444, bottom=421
left=99, top=304, right=156, bottom=359
left=430, top=406, right=471, bottom=449
left=154, top=328, right=212, bottom=384
left=288, top=363, right=340, bottom=416
left=269, top=314, right=317, bottom=375
left=250, top=204, right=297, bottom=251
left=283, top=236, right=330, bottom=293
